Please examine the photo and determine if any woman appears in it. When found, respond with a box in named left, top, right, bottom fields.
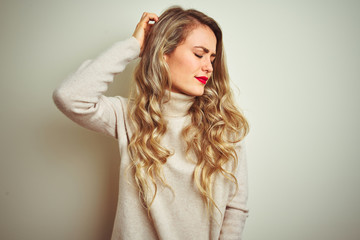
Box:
left=53, top=6, right=249, bottom=240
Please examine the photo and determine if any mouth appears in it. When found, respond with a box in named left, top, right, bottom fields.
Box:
left=195, top=76, right=208, bottom=84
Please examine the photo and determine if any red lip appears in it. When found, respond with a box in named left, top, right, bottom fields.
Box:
left=195, top=76, right=208, bottom=84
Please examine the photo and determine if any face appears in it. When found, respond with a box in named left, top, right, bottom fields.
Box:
left=164, top=25, right=217, bottom=96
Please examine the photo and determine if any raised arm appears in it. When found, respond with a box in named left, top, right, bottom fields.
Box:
left=52, top=12, right=158, bottom=139
left=52, top=37, right=140, bottom=138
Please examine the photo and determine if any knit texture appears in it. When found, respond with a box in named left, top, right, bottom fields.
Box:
left=53, top=37, right=249, bottom=240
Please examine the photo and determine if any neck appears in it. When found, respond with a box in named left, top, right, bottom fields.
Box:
left=162, top=90, right=195, bottom=117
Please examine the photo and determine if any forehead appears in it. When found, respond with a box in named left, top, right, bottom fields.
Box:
left=182, top=25, right=217, bottom=53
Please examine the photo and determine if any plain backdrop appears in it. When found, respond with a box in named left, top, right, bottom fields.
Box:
left=1, top=0, right=359, bottom=239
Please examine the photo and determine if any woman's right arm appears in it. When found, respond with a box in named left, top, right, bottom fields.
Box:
left=52, top=12, right=158, bottom=139
left=52, top=37, right=140, bottom=139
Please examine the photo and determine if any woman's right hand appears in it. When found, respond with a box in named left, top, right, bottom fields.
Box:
left=132, top=12, right=159, bottom=55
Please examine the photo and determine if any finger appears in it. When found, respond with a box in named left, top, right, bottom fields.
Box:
left=141, top=12, right=158, bottom=21
left=140, top=12, right=159, bottom=25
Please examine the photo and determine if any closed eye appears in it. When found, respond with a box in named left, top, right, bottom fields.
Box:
left=195, top=53, right=215, bottom=64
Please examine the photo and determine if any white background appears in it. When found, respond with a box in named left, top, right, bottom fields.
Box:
left=0, top=0, right=359, bottom=239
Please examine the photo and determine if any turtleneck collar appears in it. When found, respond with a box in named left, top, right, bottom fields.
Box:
left=162, top=90, right=195, bottom=117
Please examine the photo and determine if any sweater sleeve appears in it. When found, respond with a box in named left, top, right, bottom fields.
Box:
left=52, top=37, right=140, bottom=139
left=219, top=141, right=249, bottom=240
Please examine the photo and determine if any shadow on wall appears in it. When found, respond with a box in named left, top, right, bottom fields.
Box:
left=107, top=59, right=140, bottom=98
left=40, top=116, right=120, bottom=239
left=30, top=57, right=140, bottom=239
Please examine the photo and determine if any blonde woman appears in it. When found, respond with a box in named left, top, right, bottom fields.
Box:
left=53, top=6, right=249, bottom=240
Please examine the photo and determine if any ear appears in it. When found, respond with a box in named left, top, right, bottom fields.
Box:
left=163, top=54, right=168, bottom=61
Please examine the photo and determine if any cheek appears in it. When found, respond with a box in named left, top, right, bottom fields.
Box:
left=166, top=52, right=199, bottom=79
left=170, top=58, right=190, bottom=76
left=178, top=56, right=199, bottom=75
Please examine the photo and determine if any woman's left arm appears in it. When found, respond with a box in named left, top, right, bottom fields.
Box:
left=219, top=140, right=249, bottom=240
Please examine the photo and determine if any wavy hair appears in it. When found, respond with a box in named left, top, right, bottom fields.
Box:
left=127, top=6, right=249, bottom=218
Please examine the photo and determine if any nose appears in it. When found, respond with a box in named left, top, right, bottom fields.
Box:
left=202, top=58, right=213, bottom=73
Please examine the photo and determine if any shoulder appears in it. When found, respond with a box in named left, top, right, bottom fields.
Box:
left=115, top=95, right=129, bottom=106
left=96, top=95, right=130, bottom=118
left=114, top=96, right=130, bottom=114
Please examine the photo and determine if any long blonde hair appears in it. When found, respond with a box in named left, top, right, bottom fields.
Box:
left=127, top=6, right=249, bottom=217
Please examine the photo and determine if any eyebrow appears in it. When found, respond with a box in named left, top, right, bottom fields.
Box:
left=194, top=46, right=216, bottom=57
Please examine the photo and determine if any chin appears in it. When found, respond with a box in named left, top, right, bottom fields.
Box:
left=183, top=87, right=205, bottom=96
left=170, top=84, right=205, bottom=96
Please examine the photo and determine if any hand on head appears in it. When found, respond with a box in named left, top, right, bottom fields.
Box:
left=132, top=12, right=159, bottom=55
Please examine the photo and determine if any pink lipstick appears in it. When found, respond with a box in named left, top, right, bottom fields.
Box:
left=195, top=76, right=208, bottom=84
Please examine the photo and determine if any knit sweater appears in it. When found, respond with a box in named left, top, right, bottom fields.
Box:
left=52, top=37, right=249, bottom=240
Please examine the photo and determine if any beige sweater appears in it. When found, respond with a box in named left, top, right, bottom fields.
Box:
left=52, top=37, right=249, bottom=240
